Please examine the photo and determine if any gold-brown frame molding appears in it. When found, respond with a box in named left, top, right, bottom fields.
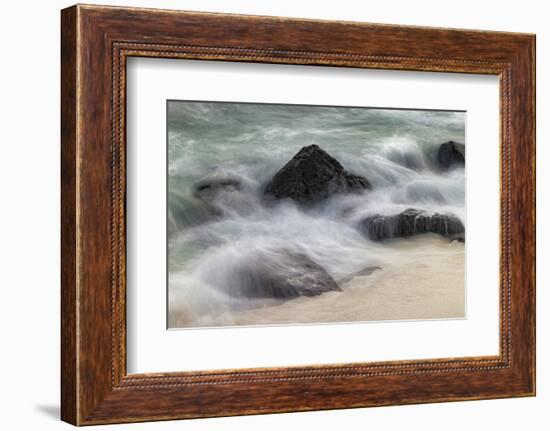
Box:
left=61, top=4, right=535, bottom=425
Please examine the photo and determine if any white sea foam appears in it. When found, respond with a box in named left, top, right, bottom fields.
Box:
left=167, top=102, right=465, bottom=328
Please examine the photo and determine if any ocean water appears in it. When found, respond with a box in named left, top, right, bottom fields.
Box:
left=167, top=101, right=465, bottom=328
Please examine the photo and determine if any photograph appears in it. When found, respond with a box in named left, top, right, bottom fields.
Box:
left=167, top=101, right=466, bottom=329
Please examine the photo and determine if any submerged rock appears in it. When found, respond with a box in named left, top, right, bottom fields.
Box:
left=359, top=208, right=464, bottom=241
left=192, top=177, right=241, bottom=215
left=193, top=177, right=241, bottom=202
left=231, top=249, right=341, bottom=299
left=437, top=141, right=465, bottom=169
left=264, top=145, right=371, bottom=205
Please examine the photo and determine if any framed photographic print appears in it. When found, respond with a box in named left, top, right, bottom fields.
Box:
left=61, top=4, right=536, bottom=425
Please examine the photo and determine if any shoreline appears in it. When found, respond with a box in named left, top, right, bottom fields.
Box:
left=169, top=234, right=465, bottom=328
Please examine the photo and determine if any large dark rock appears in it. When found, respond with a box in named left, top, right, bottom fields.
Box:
left=437, top=141, right=465, bottom=169
left=359, top=208, right=464, bottom=241
left=264, top=145, right=371, bottom=204
left=231, top=249, right=341, bottom=299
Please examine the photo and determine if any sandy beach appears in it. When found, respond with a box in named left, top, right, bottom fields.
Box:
left=169, top=234, right=465, bottom=328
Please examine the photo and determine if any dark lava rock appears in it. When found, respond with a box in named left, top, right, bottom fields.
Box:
left=231, top=249, right=341, bottom=299
left=264, top=145, right=371, bottom=204
left=437, top=141, right=465, bottom=169
left=360, top=208, right=464, bottom=241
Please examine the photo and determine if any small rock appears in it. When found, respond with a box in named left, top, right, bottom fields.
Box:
left=437, top=141, right=465, bottom=169
left=449, top=233, right=465, bottom=243
left=192, top=177, right=241, bottom=216
left=193, top=177, right=241, bottom=203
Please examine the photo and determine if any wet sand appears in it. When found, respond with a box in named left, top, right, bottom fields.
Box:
left=170, top=234, right=465, bottom=328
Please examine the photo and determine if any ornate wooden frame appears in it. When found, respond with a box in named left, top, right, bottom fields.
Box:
left=61, top=4, right=536, bottom=425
